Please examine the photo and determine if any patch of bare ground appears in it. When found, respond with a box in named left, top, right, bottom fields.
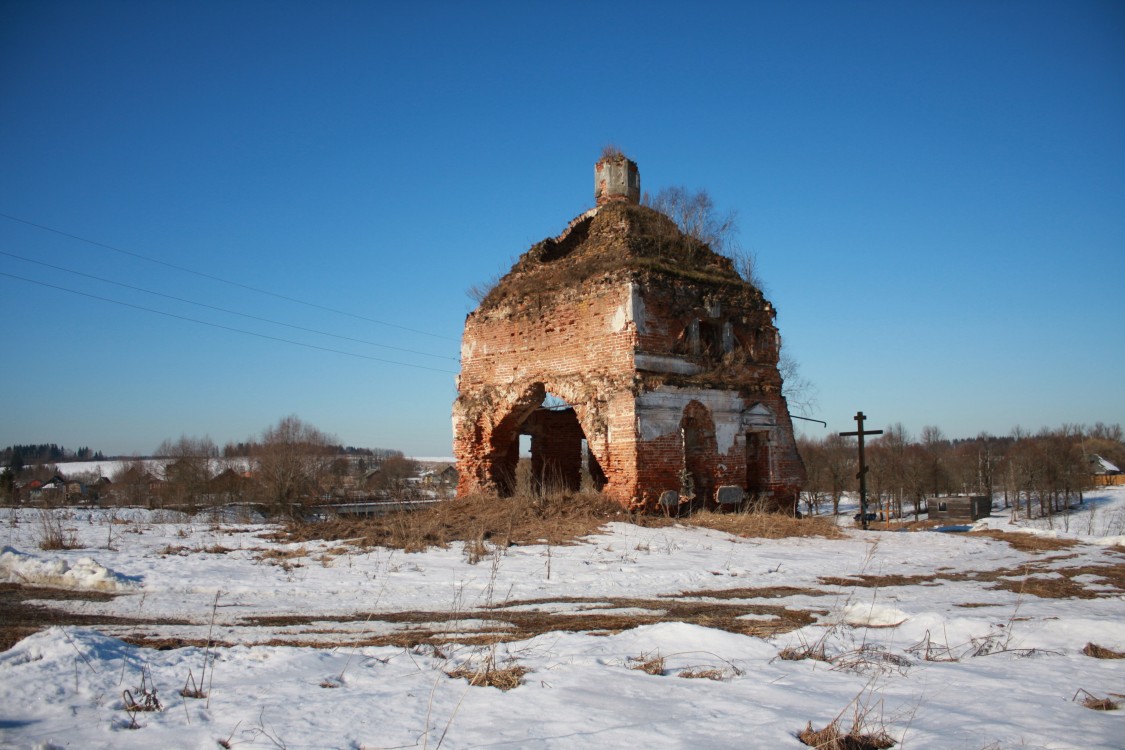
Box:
left=123, top=635, right=236, bottom=651
left=0, top=584, right=188, bottom=652
left=818, top=555, right=1125, bottom=600
left=279, top=493, right=839, bottom=552
left=280, top=491, right=633, bottom=551
left=677, top=511, right=843, bottom=539
left=227, top=595, right=818, bottom=648
left=670, top=585, right=833, bottom=600
left=969, top=529, right=1079, bottom=552
left=987, top=560, right=1125, bottom=599
left=157, top=544, right=235, bottom=556
left=818, top=573, right=955, bottom=588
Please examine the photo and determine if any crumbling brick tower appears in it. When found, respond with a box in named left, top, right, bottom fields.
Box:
left=453, top=153, right=806, bottom=512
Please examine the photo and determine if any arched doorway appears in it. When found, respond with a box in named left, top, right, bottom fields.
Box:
left=681, top=401, right=717, bottom=509
left=489, top=385, right=599, bottom=497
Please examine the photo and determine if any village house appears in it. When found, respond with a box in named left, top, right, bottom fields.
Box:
left=1090, top=454, right=1124, bottom=486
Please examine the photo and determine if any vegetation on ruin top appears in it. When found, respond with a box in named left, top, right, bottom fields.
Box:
left=473, top=202, right=761, bottom=312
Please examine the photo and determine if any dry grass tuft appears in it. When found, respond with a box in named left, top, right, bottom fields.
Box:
left=797, top=720, right=896, bottom=750
left=1082, top=696, right=1120, bottom=711
left=256, top=545, right=309, bottom=560
left=677, top=667, right=726, bottom=681
left=1083, top=642, right=1125, bottom=659
left=37, top=510, right=79, bottom=550
left=779, top=643, right=829, bottom=662
left=628, top=652, right=666, bottom=676
left=1074, top=688, right=1121, bottom=711
left=445, top=661, right=528, bottom=691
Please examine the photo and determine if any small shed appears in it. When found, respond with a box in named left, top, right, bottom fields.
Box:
left=929, top=495, right=991, bottom=522
left=1090, top=455, right=1124, bottom=486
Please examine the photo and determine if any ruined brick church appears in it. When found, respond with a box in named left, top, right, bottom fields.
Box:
left=453, top=153, right=805, bottom=512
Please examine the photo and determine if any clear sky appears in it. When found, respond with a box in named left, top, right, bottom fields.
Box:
left=2, top=0, right=1123, bottom=458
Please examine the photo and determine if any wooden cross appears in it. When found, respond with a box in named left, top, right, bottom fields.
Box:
left=839, top=411, right=883, bottom=530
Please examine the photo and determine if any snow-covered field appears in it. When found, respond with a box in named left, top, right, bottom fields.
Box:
left=2, top=490, right=1123, bottom=750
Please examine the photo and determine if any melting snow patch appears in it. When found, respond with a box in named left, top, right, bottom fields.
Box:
left=0, top=546, right=141, bottom=592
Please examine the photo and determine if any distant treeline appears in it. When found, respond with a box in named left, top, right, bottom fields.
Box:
left=798, top=421, right=1125, bottom=520
left=1, top=416, right=428, bottom=511
left=218, top=442, right=402, bottom=460
left=2, top=441, right=401, bottom=465
left=2, top=444, right=106, bottom=465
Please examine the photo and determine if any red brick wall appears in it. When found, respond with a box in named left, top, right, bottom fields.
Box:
left=455, top=261, right=806, bottom=511
left=454, top=277, right=639, bottom=500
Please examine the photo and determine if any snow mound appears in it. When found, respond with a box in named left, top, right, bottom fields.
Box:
left=839, top=601, right=909, bottom=627
left=0, top=546, right=140, bottom=592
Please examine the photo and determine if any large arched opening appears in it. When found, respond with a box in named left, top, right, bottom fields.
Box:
left=488, top=384, right=605, bottom=497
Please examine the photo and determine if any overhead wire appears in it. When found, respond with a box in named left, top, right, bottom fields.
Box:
left=0, top=249, right=459, bottom=363
left=0, top=270, right=459, bottom=375
left=0, top=211, right=460, bottom=342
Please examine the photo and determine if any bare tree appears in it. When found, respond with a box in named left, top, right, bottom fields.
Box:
left=919, top=425, right=952, bottom=498
left=252, top=416, right=336, bottom=515
left=778, top=346, right=817, bottom=418
left=797, top=435, right=827, bottom=515
left=370, top=455, right=419, bottom=494
left=642, top=186, right=740, bottom=258
left=157, top=434, right=217, bottom=508
left=110, top=458, right=156, bottom=508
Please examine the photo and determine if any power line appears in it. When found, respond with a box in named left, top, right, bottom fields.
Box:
left=0, top=211, right=460, bottom=342
left=0, top=270, right=459, bottom=375
left=0, top=249, right=459, bottom=363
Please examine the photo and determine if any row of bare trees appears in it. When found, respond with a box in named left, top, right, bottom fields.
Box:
left=3, top=416, right=419, bottom=516
left=799, top=422, right=1124, bottom=521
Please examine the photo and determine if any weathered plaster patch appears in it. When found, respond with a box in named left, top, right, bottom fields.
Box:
left=636, top=386, right=752, bottom=454
left=634, top=354, right=701, bottom=376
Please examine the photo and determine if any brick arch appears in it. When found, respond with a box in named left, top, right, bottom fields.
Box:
left=483, top=383, right=546, bottom=496
left=481, top=381, right=608, bottom=497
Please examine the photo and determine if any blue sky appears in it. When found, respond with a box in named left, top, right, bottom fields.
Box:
left=1, top=0, right=1123, bottom=457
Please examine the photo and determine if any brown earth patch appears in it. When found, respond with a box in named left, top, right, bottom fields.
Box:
left=278, top=493, right=842, bottom=553
left=279, top=492, right=634, bottom=551
left=817, top=554, right=1124, bottom=600
left=987, top=561, right=1125, bottom=599
left=677, top=512, right=843, bottom=540
left=970, top=530, right=1079, bottom=553
left=0, top=583, right=189, bottom=652
left=231, top=594, right=818, bottom=648
left=670, top=585, right=832, bottom=600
